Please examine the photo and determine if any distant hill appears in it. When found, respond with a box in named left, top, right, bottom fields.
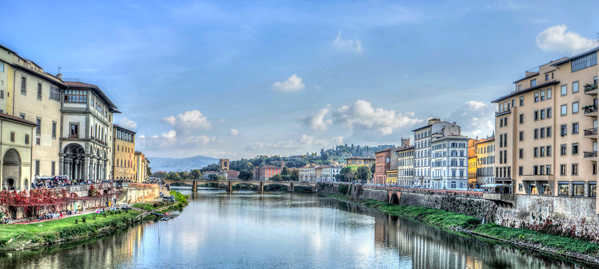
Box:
left=148, top=155, right=219, bottom=172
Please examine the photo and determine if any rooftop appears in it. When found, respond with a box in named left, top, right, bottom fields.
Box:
left=65, top=81, right=118, bottom=112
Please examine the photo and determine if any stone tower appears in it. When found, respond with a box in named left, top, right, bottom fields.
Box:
left=220, top=159, right=229, bottom=171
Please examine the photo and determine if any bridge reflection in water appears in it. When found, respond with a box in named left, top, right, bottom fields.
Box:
left=0, top=191, right=585, bottom=269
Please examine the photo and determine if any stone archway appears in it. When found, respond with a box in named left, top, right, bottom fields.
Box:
left=3, top=149, right=21, bottom=191
left=390, top=194, right=400, bottom=205
left=63, top=143, right=86, bottom=180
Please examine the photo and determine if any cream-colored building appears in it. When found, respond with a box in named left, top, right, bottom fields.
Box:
left=476, top=137, right=495, bottom=187
left=492, top=47, right=599, bottom=211
left=397, top=146, right=414, bottom=186
left=0, top=45, right=63, bottom=183
left=134, top=151, right=149, bottom=183
left=299, top=166, right=315, bottom=182
left=0, top=114, right=36, bottom=190
left=112, top=124, right=136, bottom=181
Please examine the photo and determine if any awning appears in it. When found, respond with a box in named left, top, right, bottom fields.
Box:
left=481, top=184, right=511, bottom=188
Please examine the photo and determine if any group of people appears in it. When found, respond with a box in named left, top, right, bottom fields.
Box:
left=30, top=179, right=133, bottom=190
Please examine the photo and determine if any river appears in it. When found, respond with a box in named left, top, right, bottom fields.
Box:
left=0, top=188, right=589, bottom=268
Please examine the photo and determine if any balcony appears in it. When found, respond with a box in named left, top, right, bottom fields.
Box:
left=584, top=151, right=597, bottom=158
left=584, top=105, right=598, bottom=117
left=584, top=128, right=597, bottom=139
left=495, top=108, right=511, bottom=117
left=584, top=83, right=598, bottom=95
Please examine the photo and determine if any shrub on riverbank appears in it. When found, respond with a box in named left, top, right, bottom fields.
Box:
left=169, top=191, right=189, bottom=205
left=0, top=210, right=141, bottom=250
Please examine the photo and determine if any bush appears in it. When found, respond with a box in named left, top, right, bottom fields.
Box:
left=75, top=219, right=78, bottom=224
left=82, top=216, right=87, bottom=223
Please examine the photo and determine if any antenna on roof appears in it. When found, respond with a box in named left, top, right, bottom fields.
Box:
left=58, top=66, right=61, bottom=74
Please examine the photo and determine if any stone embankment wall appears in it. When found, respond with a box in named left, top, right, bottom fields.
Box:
left=495, top=195, right=599, bottom=240
left=319, top=183, right=599, bottom=241
left=120, top=183, right=159, bottom=204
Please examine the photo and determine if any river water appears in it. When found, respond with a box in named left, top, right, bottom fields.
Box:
left=0, top=188, right=589, bottom=268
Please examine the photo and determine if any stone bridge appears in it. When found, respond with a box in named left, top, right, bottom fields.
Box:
left=164, top=180, right=318, bottom=193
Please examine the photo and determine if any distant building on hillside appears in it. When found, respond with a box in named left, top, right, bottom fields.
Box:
left=253, top=163, right=284, bottom=181
left=345, top=157, right=375, bottom=166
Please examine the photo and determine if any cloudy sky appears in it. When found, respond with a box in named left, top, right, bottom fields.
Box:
left=2, top=0, right=598, bottom=159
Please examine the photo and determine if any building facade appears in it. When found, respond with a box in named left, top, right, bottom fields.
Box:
left=60, top=81, right=117, bottom=181
left=413, top=118, right=461, bottom=188
left=374, top=149, right=391, bottom=184
left=134, top=151, right=149, bottom=183
left=476, top=137, right=496, bottom=187
left=253, top=165, right=282, bottom=180
left=345, top=157, right=375, bottom=166
left=299, top=166, right=315, bottom=182
left=112, top=124, right=136, bottom=181
left=492, top=47, right=599, bottom=212
left=397, top=146, right=414, bottom=186
left=430, top=135, right=470, bottom=190
left=321, top=166, right=342, bottom=182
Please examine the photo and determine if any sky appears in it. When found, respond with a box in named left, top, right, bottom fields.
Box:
left=1, top=0, right=598, bottom=159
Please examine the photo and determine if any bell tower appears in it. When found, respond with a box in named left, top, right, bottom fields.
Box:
left=220, top=159, right=229, bottom=171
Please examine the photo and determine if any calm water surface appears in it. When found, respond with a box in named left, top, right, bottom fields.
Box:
left=0, top=188, right=589, bottom=268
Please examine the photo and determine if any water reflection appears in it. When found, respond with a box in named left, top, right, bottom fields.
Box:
left=0, top=189, right=587, bottom=269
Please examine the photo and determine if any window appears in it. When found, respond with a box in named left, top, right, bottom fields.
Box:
left=520, top=96, right=524, bottom=106
left=533, top=165, right=538, bottom=175
left=519, top=148, right=523, bottom=158
left=64, top=90, right=87, bottom=103
left=571, top=52, right=597, bottom=72
left=534, top=92, right=539, bottom=102
left=572, top=143, right=579, bottom=155
left=573, top=81, right=579, bottom=93
left=36, top=117, right=41, bottom=135
left=10, top=132, right=14, bottom=142
left=519, top=166, right=523, bottom=176
left=519, top=131, right=524, bottom=141
left=534, top=129, right=539, bottom=139
left=561, top=104, right=567, bottom=116
left=540, top=90, right=545, bottom=101
left=70, top=124, right=79, bottom=138
left=560, top=124, right=567, bottom=136
left=51, top=161, right=55, bottom=176
left=572, top=122, right=579, bottom=134
left=37, top=82, right=42, bottom=100
left=547, top=107, right=552, bottom=118
left=561, top=85, right=567, bottom=96
left=561, top=144, right=567, bottom=155
left=560, top=164, right=566, bottom=176
left=19, top=113, right=25, bottom=120
left=519, top=114, right=524, bottom=123
left=52, top=121, right=57, bottom=139
left=531, top=79, right=537, bottom=87
left=591, top=183, right=597, bottom=197
left=547, top=145, right=552, bottom=157
left=21, top=76, right=26, bottom=95
left=35, top=160, right=40, bottom=176
left=572, top=163, right=579, bottom=175
left=546, top=165, right=551, bottom=175
left=50, top=86, right=60, bottom=101
left=572, top=102, right=579, bottom=114
left=547, top=89, right=552, bottom=99
left=558, top=183, right=569, bottom=196
left=573, top=183, right=584, bottom=196
left=540, top=127, right=545, bottom=138
left=534, top=147, right=538, bottom=157
left=540, top=109, right=545, bottom=119
left=518, top=84, right=521, bottom=91
left=547, top=126, right=552, bottom=137
left=25, top=134, right=29, bottom=145
left=534, top=110, right=539, bottom=121
left=545, top=74, right=549, bottom=81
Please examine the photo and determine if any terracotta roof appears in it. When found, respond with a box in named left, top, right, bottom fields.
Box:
left=64, top=81, right=118, bottom=112
left=0, top=113, right=37, bottom=126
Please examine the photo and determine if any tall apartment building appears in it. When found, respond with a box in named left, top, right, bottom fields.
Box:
left=413, top=118, right=461, bottom=188
left=492, top=47, right=599, bottom=210
left=430, top=132, right=469, bottom=190
left=61, top=81, right=118, bottom=181
left=112, top=124, right=136, bottom=181
left=134, top=151, right=149, bottom=183
left=373, top=148, right=391, bottom=184
left=476, top=137, right=495, bottom=187
left=299, top=166, right=315, bottom=182
left=397, top=146, right=414, bottom=186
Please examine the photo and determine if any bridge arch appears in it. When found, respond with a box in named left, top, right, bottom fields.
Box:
left=390, top=193, right=399, bottom=205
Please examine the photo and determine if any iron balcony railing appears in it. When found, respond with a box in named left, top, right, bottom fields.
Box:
left=495, top=108, right=511, bottom=117
left=584, top=151, right=597, bottom=158
left=584, top=128, right=598, bottom=136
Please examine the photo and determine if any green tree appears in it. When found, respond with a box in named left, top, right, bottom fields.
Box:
left=290, top=169, right=299, bottom=181
left=281, top=166, right=290, bottom=176
left=166, top=171, right=182, bottom=181
left=180, top=171, right=190, bottom=179
left=271, top=174, right=283, bottom=181
left=357, top=166, right=372, bottom=181
left=153, top=171, right=167, bottom=178
left=208, top=174, right=220, bottom=181
left=339, top=165, right=358, bottom=182
left=147, top=166, right=152, bottom=176
left=191, top=169, right=202, bottom=179
left=370, top=163, right=376, bottom=174
left=239, top=170, right=253, bottom=180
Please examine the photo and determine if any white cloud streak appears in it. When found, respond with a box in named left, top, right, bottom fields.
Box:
left=536, top=24, right=598, bottom=54
left=272, top=74, right=306, bottom=92
left=333, top=31, right=363, bottom=52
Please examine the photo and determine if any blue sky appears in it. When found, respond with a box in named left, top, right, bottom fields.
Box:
left=2, top=0, right=599, bottom=158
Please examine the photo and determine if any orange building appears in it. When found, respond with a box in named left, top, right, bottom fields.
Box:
left=374, top=149, right=392, bottom=185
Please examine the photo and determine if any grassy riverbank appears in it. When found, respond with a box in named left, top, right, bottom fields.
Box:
left=0, top=210, right=141, bottom=251
left=328, top=195, right=599, bottom=260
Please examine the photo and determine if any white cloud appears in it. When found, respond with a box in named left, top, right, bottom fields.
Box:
left=272, top=74, right=306, bottom=92
left=230, top=129, right=239, bottom=136
left=246, top=134, right=327, bottom=151
left=162, top=110, right=212, bottom=135
left=119, top=117, right=138, bottom=130
left=446, top=101, right=495, bottom=139
left=332, top=100, right=422, bottom=135
left=302, top=106, right=332, bottom=130
left=536, top=25, right=598, bottom=54
left=331, top=136, right=344, bottom=144
left=333, top=31, right=363, bottom=52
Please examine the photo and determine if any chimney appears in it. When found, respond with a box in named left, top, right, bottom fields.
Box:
left=57, top=73, right=63, bottom=80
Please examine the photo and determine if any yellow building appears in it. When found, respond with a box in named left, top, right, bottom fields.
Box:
left=476, top=137, right=495, bottom=187
left=112, top=124, right=136, bottom=181
left=468, top=138, right=480, bottom=188
left=386, top=169, right=398, bottom=185
left=134, top=151, right=149, bottom=183
left=345, top=157, right=375, bottom=166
